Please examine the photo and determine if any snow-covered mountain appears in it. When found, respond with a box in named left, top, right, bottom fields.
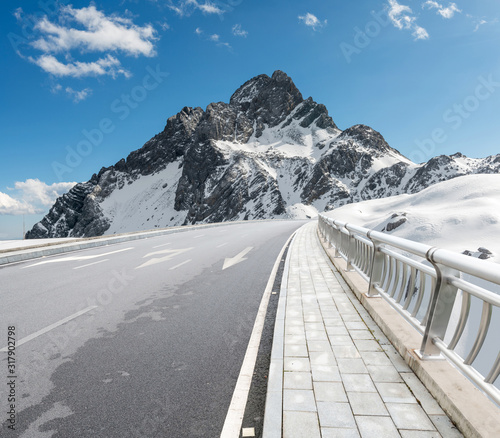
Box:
left=324, top=174, right=500, bottom=262
left=27, top=71, right=500, bottom=238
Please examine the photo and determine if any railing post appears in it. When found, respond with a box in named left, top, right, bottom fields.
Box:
left=332, top=220, right=341, bottom=257
left=419, top=248, right=460, bottom=358
left=346, top=229, right=354, bottom=271
left=367, top=231, right=383, bottom=297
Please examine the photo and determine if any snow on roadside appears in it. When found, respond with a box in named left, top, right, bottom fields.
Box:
left=0, top=238, right=78, bottom=251
left=324, top=174, right=500, bottom=263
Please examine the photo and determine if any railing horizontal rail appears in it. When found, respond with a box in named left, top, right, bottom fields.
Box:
left=318, top=214, right=500, bottom=406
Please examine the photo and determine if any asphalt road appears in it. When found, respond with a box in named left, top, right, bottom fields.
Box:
left=0, top=220, right=306, bottom=438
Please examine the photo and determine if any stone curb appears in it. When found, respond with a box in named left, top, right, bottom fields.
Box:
left=262, top=225, right=301, bottom=437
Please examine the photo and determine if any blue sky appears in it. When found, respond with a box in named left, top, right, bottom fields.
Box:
left=1, top=0, right=499, bottom=239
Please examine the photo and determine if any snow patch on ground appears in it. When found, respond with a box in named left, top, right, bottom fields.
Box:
left=324, top=174, right=500, bottom=262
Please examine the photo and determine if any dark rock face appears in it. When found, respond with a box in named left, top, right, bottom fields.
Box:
left=26, top=70, right=500, bottom=238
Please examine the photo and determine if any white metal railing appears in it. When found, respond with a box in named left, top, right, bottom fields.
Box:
left=318, top=214, right=500, bottom=405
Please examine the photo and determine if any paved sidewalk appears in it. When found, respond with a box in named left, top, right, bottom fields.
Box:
left=264, top=222, right=463, bottom=438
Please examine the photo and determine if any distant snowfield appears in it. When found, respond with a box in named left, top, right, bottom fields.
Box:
left=324, top=174, right=500, bottom=262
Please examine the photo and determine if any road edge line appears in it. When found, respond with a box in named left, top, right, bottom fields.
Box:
left=220, top=229, right=297, bottom=438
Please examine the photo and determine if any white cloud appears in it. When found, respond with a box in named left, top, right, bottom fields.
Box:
left=65, top=87, right=92, bottom=102
left=32, top=5, right=156, bottom=57
left=13, top=7, right=23, bottom=21
left=195, top=27, right=203, bottom=35
left=413, top=25, right=430, bottom=39
left=232, top=24, right=248, bottom=37
left=387, top=0, right=429, bottom=40
left=168, top=0, right=224, bottom=17
left=198, top=2, right=223, bottom=15
left=423, top=1, right=461, bottom=19
left=0, top=179, right=76, bottom=215
left=205, top=33, right=231, bottom=49
left=298, top=13, right=327, bottom=31
left=30, top=54, right=130, bottom=78
left=13, top=179, right=77, bottom=207
left=0, top=192, right=39, bottom=215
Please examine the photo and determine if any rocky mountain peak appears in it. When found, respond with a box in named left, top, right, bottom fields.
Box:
left=339, top=124, right=395, bottom=154
left=25, top=70, right=500, bottom=240
left=228, top=70, right=304, bottom=136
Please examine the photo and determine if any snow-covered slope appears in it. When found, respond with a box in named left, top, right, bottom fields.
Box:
left=324, top=174, right=500, bottom=262
left=27, top=71, right=500, bottom=238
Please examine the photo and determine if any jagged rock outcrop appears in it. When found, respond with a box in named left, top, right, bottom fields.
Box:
left=26, top=70, right=500, bottom=238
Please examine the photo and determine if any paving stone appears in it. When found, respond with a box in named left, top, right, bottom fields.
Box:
left=353, top=339, right=383, bottom=351
left=400, top=373, right=445, bottom=415
left=355, top=416, right=400, bottom=438
left=341, top=373, right=377, bottom=393
left=311, top=364, right=342, bottom=382
left=310, top=351, right=337, bottom=366
left=326, top=326, right=349, bottom=336
left=317, top=402, right=356, bottom=428
left=314, top=381, right=348, bottom=402
left=285, top=334, right=307, bottom=345
left=344, top=321, right=366, bottom=329
left=283, top=389, right=317, bottom=412
left=359, top=351, right=392, bottom=366
left=284, top=372, right=313, bottom=390
left=286, top=325, right=306, bottom=335
left=386, top=403, right=436, bottom=431
left=306, top=330, right=330, bottom=341
left=332, top=346, right=361, bottom=359
left=283, top=411, right=321, bottom=438
left=329, top=335, right=355, bottom=347
left=337, top=358, right=368, bottom=374
left=430, top=415, right=464, bottom=438
left=366, top=365, right=403, bottom=383
left=347, top=392, right=389, bottom=416
left=308, top=340, right=332, bottom=352
left=375, top=382, right=417, bottom=404
left=400, top=431, right=441, bottom=438
left=284, top=357, right=311, bottom=372
left=349, top=330, right=374, bottom=340
left=382, top=344, right=412, bottom=371
left=321, top=427, right=361, bottom=438
left=285, top=343, right=309, bottom=358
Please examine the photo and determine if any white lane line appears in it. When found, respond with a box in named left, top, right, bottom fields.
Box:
left=220, top=231, right=296, bottom=438
left=193, top=234, right=205, bottom=239
left=169, top=259, right=192, bottom=270
left=73, top=259, right=109, bottom=270
left=0, top=306, right=98, bottom=352
left=153, top=242, right=172, bottom=249
left=216, top=243, right=228, bottom=248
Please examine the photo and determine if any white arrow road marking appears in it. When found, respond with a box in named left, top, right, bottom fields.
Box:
left=135, top=247, right=193, bottom=270
left=73, top=259, right=109, bottom=270
left=222, top=247, right=253, bottom=270
left=22, top=247, right=134, bottom=268
left=0, top=306, right=98, bottom=352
